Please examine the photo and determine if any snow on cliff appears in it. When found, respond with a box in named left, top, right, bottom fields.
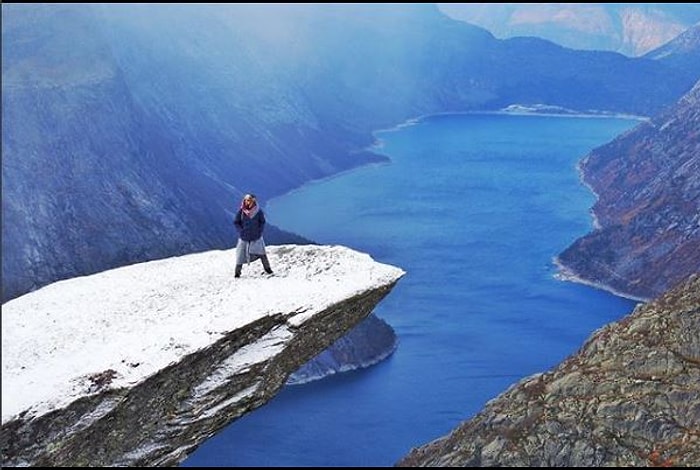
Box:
left=1, top=244, right=405, bottom=423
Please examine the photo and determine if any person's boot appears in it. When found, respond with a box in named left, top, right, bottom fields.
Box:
left=234, top=264, right=242, bottom=278
left=261, top=255, right=273, bottom=275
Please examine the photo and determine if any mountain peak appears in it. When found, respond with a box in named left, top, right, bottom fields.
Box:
left=645, top=22, right=700, bottom=59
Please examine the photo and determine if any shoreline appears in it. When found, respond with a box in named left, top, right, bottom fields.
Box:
left=574, top=157, right=603, bottom=230
left=264, top=159, right=391, bottom=212
left=552, top=257, right=648, bottom=303
left=494, top=104, right=649, bottom=121
left=373, top=107, right=648, bottom=135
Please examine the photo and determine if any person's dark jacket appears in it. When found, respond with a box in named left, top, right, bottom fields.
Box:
left=234, top=207, right=266, bottom=241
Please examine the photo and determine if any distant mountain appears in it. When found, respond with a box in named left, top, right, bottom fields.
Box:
left=557, top=80, right=700, bottom=300
left=644, top=22, right=700, bottom=62
left=439, top=3, right=700, bottom=57
left=3, top=3, right=700, bottom=301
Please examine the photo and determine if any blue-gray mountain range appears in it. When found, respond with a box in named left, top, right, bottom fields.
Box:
left=2, top=3, right=699, bottom=303
left=439, top=3, right=700, bottom=57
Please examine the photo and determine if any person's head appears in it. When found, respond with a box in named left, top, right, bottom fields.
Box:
left=242, top=193, right=257, bottom=209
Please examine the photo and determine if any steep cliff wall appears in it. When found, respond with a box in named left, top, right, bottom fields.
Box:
left=0, top=245, right=405, bottom=467
left=397, top=274, right=700, bottom=467
left=558, top=80, right=700, bottom=300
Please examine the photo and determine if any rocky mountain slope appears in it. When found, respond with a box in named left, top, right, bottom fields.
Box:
left=557, top=80, right=700, bottom=300
left=397, top=273, right=700, bottom=467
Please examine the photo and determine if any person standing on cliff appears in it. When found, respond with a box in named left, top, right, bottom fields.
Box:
left=233, top=193, right=274, bottom=278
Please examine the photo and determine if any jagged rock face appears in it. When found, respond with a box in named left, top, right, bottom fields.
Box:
left=0, top=280, right=401, bottom=467
left=558, top=81, right=700, bottom=300
left=397, top=274, right=700, bottom=467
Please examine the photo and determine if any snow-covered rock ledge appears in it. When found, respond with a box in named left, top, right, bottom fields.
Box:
left=1, top=244, right=405, bottom=467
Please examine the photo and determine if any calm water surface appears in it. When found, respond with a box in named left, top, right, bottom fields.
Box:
left=183, top=113, right=640, bottom=467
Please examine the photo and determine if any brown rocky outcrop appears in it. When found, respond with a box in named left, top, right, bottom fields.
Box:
left=557, top=80, right=700, bottom=300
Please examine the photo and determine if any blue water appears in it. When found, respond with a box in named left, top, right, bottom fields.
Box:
left=183, top=113, right=640, bottom=467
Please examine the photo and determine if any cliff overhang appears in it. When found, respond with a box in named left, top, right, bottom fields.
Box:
left=1, top=244, right=405, bottom=466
